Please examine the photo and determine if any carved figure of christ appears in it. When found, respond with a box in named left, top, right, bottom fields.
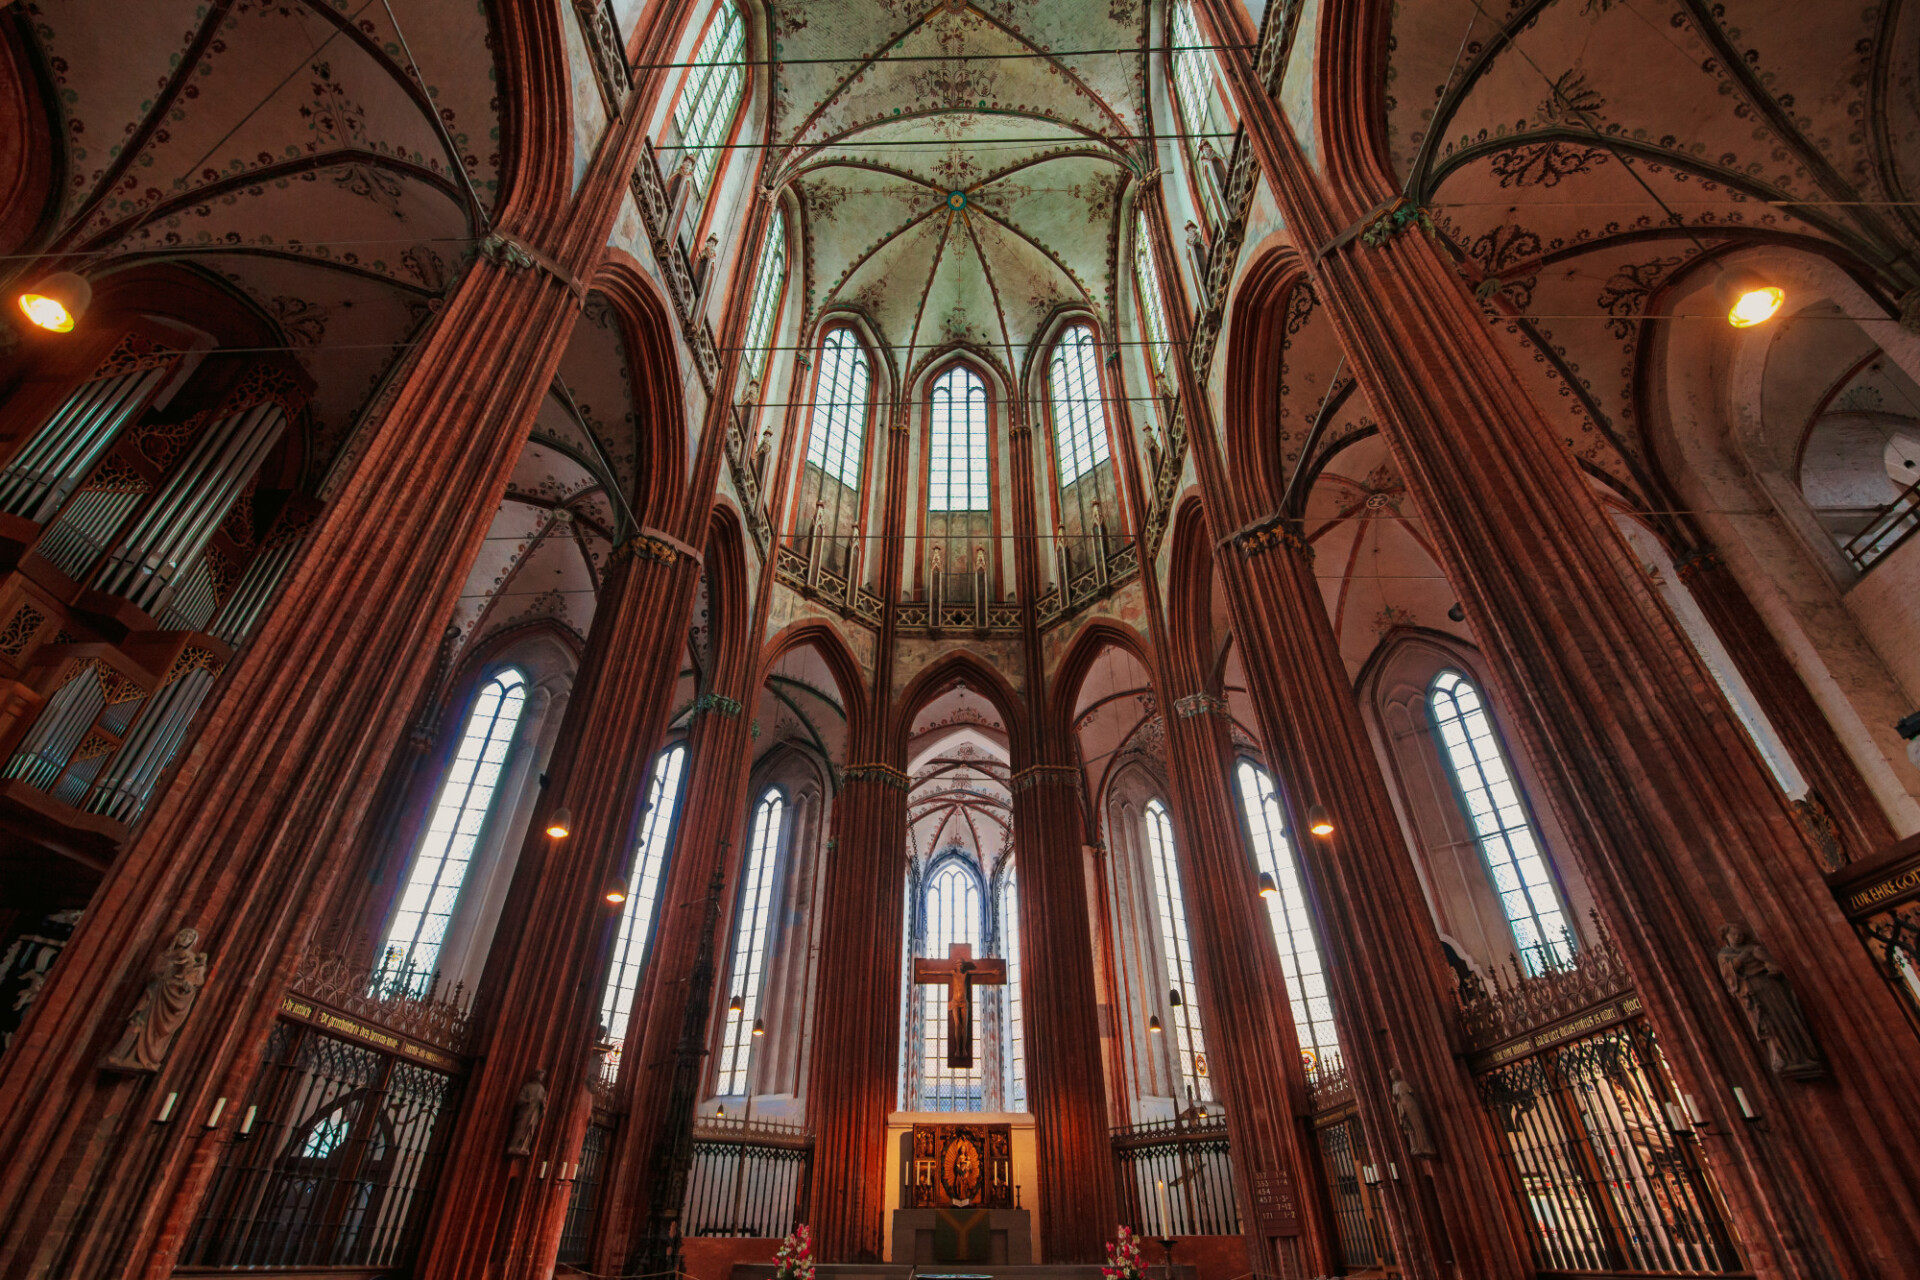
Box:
left=912, top=943, right=1007, bottom=1069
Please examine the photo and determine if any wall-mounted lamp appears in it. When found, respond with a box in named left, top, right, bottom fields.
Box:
left=546, top=807, right=572, bottom=839
left=1306, top=804, right=1335, bottom=837
left=1717, top=269, right=1784, bottom=328
left=16, top=272, right=90, bottom=333
left=1256, top=871, right=1279, bottom=899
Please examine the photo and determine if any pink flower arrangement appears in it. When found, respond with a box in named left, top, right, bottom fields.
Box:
left=1102, top=1225, right=1146, bottom=1280
left=774, top=1224, right=814, bottom=1280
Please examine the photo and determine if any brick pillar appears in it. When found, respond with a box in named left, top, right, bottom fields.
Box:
left=1009, top=770, right=1117, bottom=1261
left=0, top=249, right=589, bottom=1279
left=1193, top=3, right=1920, bottom=1267
left=1221, top=531, right=1533, bottom=1280
left=412, top=535, right=703, bottom=1280
left=1159, top=692, right=1333, bottom=1279
left=806, top=763, right=910, bottom=1261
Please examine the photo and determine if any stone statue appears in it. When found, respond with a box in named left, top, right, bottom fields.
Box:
left=1718, top=923, right=1824, bottom=1080
left=506, top=1068, right=549, bottom=1156
left=101, top=927, right=208, bottom=1073
left=1390, top=1065, right=1437, bottom=1157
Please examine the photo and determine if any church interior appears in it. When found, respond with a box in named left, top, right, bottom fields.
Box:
left=5, top=0, right=1920, bottom=1277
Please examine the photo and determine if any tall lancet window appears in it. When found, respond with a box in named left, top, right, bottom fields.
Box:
left=1169, top=1, right=1227, bottom=231
left=919, top=857, right=986, bottom=1111
left=672, top=2, right=746, bottom=195
left=1145, top=800, right=1212, bottom=1103
left=738, top=210, right=789, bottom=398
left=1235, top=760, right=1339, bottom=1070
left=380, top=670, right=528, bottom=992
left=1132, top=214, right=1175, bottom=406
left=929, top=365, right=990, bottom=511
left=598, top=744, right=690, bottom=1075
left=717, top=787, right=785, bottom=1094
left=1429, top=671, right=1573, bottom=975
left=797, top=326, right=871, bottom=579
left=1001, top=865, right=1027, bottom=1111
left=1047, top=324, right=1116, bottom=579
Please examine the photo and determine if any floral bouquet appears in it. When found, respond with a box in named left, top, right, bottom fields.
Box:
left=774, top=1224, right=814, bottom=1280
left=1102, top=1224, right=1146, bottom=1280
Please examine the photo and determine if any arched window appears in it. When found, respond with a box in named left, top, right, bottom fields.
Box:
left=379, top=669, right=528, bottom=992
left=1428, top=671, right=1573, bottom=975
left=716, top=787, right=785, bottom=1094
left=1132, top=214, right=1174, bottom=389
left=673, top=2, right=746, bottom=194
left=929, top=365, right=990, bottom=512
left=805, top=327, right=870, bottom=490
left=598, top=744, right=690, bottom=1074
left=1145, top=800, right=1211, bottom=1103
left=919, top=857, right=986, bottom=1111
left=1048, top=325, right=1111, bottom=488
left=1002, top=865, right=1027, bottom=1111
left=739, top=210, right=788, bottom=396
left=1234, top=760, right=1339, bottom=1070
left=1168, top=1, right=1226, bottom=229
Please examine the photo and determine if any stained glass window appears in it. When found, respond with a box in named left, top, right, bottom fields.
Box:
left=919, top=858, right=986, bottom=1110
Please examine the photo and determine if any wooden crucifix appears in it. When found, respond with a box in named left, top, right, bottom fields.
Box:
left=912, top=943, right=1007, bottom=1068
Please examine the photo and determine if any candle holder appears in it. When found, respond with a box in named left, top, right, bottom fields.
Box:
left=1158, top=1236, right=1176, bottom=1280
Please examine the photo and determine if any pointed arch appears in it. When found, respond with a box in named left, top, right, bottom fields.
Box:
left=592, top=254, right=690, bottom=526
left=1222, top=247, right=1311, bottom=521
left=1166, top=496, right=1224, bottom=696
left=894, top=652, right=1029, bottom=771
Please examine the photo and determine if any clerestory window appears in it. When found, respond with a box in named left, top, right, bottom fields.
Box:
left=716, top=787, right=785, bottom=1094
left=1234, top=760, right=1339, bottom=1070
left=597, top=744, right=690, bottom=1076
left=672, top=2, right=746, bottom=195
left=1145, top=799, right=1211, bottom=1104
left=929, top=365, right=990, bottom=512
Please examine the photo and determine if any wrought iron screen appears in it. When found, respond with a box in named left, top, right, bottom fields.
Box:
left=181, top=1019, right=463, bottom=1268
left=1477, top=1019, right=1740, bottom=1275
left=681, top=1116, right=814, bottom=1237
left=1112, top=1114, right=1241, bottom=1236
left=559, top=1121, right=614, bottom=1264
left=1315, top=1112, right=1396, bottom=1271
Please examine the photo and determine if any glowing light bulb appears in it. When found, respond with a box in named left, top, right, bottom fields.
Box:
left=1306, top=804, right=1335, bottom=837
left=546, top=807, right=572, bottom=839
left=1727, top=285, right=1784, bottom=328
left=18, top=293, right=74, bottom=332
left=1148, top=1015, right=1164, bottom=1035
left=14, top=272, right=90, bottom=333
left=1257, top=871, right=1279, bottom=899
left=604, top=880, right=628, bottom=905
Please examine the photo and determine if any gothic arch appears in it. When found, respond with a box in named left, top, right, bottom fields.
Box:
left=593, top=255, right=692, bottom=529
left=894, top=652, right=1028, bottom=772
left=1221, top=247, right=1309, bottom=522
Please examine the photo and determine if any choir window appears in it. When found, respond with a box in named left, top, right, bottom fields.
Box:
left=716, top=787, right=785, bottom=1094
left=379, top=669, right=528, bottom=992
left=1132, top=215, right=1174, bottom=391
left=738, top=210, right=788, bottom=397
left=1169, top=1, right=1227, bottom=230
left=1001, top=865, right=1027, bottom=1111
left=597, top=744, right=690, bottom=1075
left=1234, top=760, right=1340, bottom=1070
left=796, top=326, right=872, bottom=578
left=1047, top=323, right=1117, bottom=578
left=1144, top=800, right=1211, bottom=1104
left=919, top=857, right=986, bottom=1111
left=929, top=364, right=990, bottom=512
left=672, top=2, right=746, bottom=195
left=1428, top=670, right=1573, bottom=975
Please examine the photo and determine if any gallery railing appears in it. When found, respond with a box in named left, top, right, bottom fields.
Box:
left=1458, top=930, right=1742, bottom=1276
left=681, top=1114, right=814, bottom=1238
left=1842, top=476, right=1920, bottom=572
left=1111, top=1112, right=1241, bottom=1236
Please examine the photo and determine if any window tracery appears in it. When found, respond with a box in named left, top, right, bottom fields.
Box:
left=1234, top=760, right=1339, bottom=1070
left=672, top=3, right=746, bottom=196
left=739, top=210, right=788, bottom=400
left=1428, top=670, right=1573, bottom=975
left=1144, top=799, right=1211, bottom=1104
left=929, top=365, right=989, bottom=513
left=598, top=743, right=689, bottom=1075
left=716, top=786, right=785, bottom=1094
left=1168, top=1, right=1227, bottom=232
left=379, top=669, right=529, bottom=992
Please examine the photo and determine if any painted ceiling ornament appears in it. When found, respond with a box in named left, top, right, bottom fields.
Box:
left=947, top=190, right=968, bottom=211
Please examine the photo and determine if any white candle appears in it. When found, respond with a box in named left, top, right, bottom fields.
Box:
left=1155, top=1178, right=1171, bottom=1239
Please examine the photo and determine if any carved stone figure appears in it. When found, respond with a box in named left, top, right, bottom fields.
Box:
left=1390, top=1065, right=1437, bottom=1157
left=101, top=927, right=207, bottom=1073
left=1718, top=923, right=1824, bottom=1079
left=505, top=1068, right=549, bottom=1156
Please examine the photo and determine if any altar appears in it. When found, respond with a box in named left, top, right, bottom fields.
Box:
left=884, top=1115, right=1038, bottom=1263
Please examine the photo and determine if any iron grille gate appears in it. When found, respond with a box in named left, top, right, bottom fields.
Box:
left=681, top=1116, right=815, bottom=1237
left=559, top=1121, right=614, bottom=1264
left=182, top=1017, right=463, bottom=1268
left=1112, top=1114, right=1241, bottom=1237
left=1315, top=1112, right=1396, bottom=1272
left=1477, top=1018, right=1740, bottom=1275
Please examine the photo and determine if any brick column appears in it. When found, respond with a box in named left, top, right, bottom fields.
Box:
left=412, top=535, right=703, bottom=1280
left=806, top=763, right=910, bottom=1261
left=1195, top=2, right=1920, bottom=1268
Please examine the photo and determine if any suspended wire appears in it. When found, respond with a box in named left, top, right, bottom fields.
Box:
left=632, top=43, right=1258, bottom=71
